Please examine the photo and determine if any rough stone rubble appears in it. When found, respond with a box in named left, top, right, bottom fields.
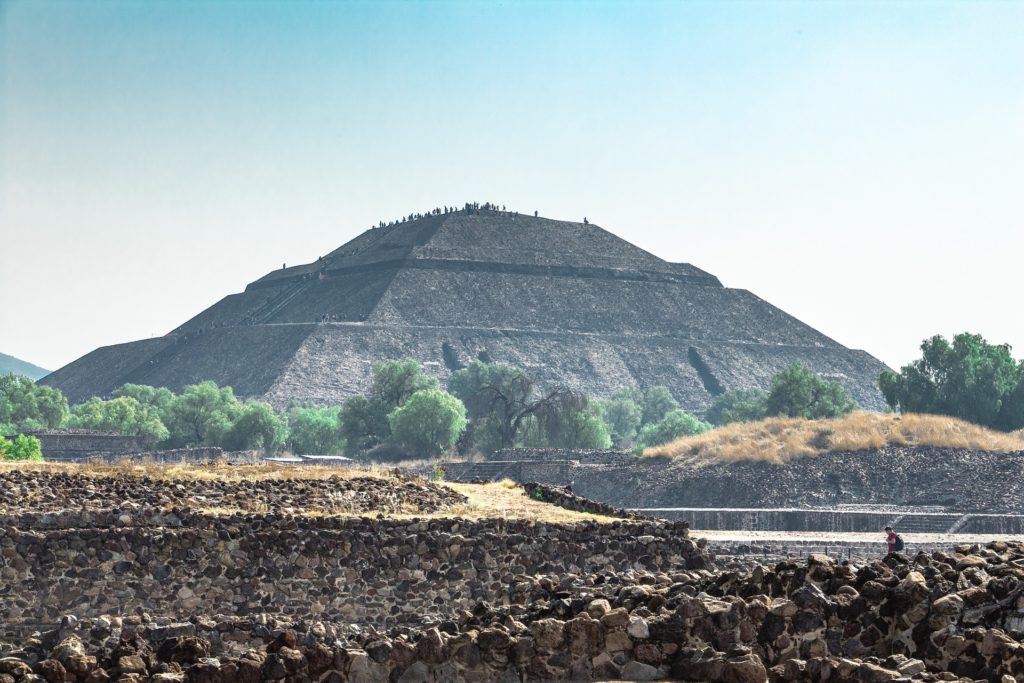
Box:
left=3, top=542, right=1024, bottom=681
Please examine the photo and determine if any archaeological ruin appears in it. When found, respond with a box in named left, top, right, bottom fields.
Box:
left=2, top=466, right=1024, bottom=682
left=42, top=207, right=887, bottom=413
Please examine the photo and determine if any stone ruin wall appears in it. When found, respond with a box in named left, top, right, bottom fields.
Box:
left=27, top=432, right=145, bottom=459
left=0, top=509, right=703, bottom=627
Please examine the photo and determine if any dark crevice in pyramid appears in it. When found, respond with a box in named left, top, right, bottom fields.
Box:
left=44, top=209, right=889, bottom=411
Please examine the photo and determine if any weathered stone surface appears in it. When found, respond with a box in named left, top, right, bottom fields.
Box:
left=43, top=209, right=887, bottom=413
left=0, top=469, right=465, bottom=516
left=5, top=473, right=1024, bottom=683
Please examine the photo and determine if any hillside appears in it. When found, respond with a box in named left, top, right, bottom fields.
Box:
left=560, top=414, right=1024, bottom=512
left=0, top=352, right=49, bottom=380
left=645, top=412, right=1024, bottom=462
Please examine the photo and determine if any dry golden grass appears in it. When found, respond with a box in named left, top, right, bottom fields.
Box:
left=644, top=412, right=1024, bottom=464
left=442, top=480, right=618, bottom=524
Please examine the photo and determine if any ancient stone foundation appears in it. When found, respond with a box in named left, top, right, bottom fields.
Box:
left=0, top=510, right=703, bottom=627
left=5, top=537, right=1024, bottom=681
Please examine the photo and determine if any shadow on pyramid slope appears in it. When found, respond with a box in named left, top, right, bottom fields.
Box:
left=43, top=206, right=889, bottom=410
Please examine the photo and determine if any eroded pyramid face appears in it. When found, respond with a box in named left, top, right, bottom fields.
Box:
left=43, top=209, right=887, bottom=411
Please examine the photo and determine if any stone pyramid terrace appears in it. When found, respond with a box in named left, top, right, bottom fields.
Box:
left=44, top=206, right=888, bottom=411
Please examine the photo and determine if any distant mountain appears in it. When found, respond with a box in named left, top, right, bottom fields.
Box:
left=0, top=353, right=50, bottom=380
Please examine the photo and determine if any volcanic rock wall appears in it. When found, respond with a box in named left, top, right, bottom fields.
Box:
left=0, top=510, right=704, bottom=626
left=532, top=447, right=1024, bottom=514
left=8, top=542, right=1024, bottom=682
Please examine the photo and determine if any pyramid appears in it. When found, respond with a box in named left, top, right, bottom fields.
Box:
left=44, top=208, right=889, bottom=412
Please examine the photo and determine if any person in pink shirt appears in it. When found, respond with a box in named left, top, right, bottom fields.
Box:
left=884, top=526, right=902, bottom=555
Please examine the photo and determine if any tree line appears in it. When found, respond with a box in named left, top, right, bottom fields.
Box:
left=0, top=359, right=716, bottom=460
left=3, top=330, right=1022, bottom=462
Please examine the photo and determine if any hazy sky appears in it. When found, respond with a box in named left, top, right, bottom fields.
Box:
left=1, top=1, right=1022, bottom=372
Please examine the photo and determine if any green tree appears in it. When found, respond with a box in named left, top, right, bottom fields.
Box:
left=113, top=384, right=175, bottom=417
left=997, top=366, right=1024, bottom=432
left=879, top=333, right=1023, bottom=429
left=163, top=381, right=242, bottom=447
left=641, top=386, right=680, bottom=426
left=448, top=361, right=528, bottom=420
left=447, top=360, right=586, bottom=453
left=339, top=359, right=440, bottom=455
left=598, top=390, right=643, bottom=447
left=705, top=388, right=768, bottom=426
left=339, top=396, right=385, bottom=456
left=286, top=406, right=345, bottom=454
left=67, top=396, right=170, bottom=446
left=223, top=402, right=288, bottom=452
left=765, top=363, right=857, bottom=419
left=542, top=408, right=612, bottom=449
left=387, top=389, right=467, bottom=458
left=371, top=358, right=440, bottom=412
left=1, top=434, right=43, bottom=461
left=0, top=375, right=69, bottom=433
left=637, top=409, right=712, bottom=449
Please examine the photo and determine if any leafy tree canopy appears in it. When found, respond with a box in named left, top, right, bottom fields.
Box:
left=765, top=363, right=857, bottom=419
left=162, top=381, right=242, bottom=448
left=339, top=359, right=440, bottom=456
left=67, top=396, right=169, bottom=446
left=339, top=396, right=385, bottom=456
left=637, top=409, right=711, bottom=449
left=597, top=390, right=643, bottom=447
left=705, top=388, right=768, bottom=426
left=223, top=401, right=288, bottom=452
left=541, top=408, right=612, bottom=449
left=371, top=358, right=440, bottom=414
left=286, top=406, right=344, bottom=455
left=448, top=360, right=586, bottom=454
left=113, top=384, right=175, bottom=415
left=0, top=374, right=69, bottom=434
left=387, top=389, right=467, bottom=458
left=879, top=333, right=1024, bottom=430
left=1, top=434, right=43, bottom=461
left=640, top=386, right=680, bottom=426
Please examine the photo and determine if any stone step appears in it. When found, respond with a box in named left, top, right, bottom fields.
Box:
left=893, top=514, right=963, bottom=533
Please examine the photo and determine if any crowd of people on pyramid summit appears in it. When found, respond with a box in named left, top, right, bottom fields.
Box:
left=231, top=202, right=595, bottom=327
left=370, top=202, right=561, bottom=229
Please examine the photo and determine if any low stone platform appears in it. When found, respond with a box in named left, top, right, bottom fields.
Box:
left=636, top=506, right=1024, bottom=535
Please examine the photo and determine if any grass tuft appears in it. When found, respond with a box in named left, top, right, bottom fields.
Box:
left=644, top=412, right=1024, bottom=463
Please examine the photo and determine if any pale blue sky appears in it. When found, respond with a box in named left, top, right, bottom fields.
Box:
left=1, top=0, right=1022, bottom=372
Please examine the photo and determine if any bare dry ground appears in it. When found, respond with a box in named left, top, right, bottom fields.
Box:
left=645, top=411, right=1024, bottom=463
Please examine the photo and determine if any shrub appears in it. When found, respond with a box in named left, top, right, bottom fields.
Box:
left=705, top=388, right=768, bottom=426
left=637, top=409, right=712, bottom=449
left=765, top=363, right=857, bottom=419
left=1, top=434, right=43, bottom=461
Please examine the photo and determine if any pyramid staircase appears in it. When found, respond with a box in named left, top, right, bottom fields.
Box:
left=444, top=461, right=521, bottom=482
left=886, top=513, right=965, bottom=534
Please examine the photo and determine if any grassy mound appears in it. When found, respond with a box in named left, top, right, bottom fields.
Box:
left=644, top=412, right=1024, bottom=464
